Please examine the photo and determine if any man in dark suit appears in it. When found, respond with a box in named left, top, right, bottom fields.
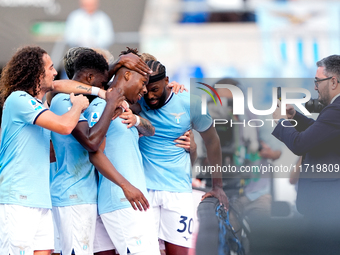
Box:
left=272, top=55, right=340, bottom=254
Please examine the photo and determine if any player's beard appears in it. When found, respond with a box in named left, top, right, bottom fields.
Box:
left=145, top=88, right=168, bottom=110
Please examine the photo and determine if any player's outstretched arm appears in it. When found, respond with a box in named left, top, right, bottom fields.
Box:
left=72, top=87, right=125, bottom=152
left=46, top=80, right=107, bottom=106
left=119, top=109, right=155, bottom=136
left=35, top=93, right=89, bottom=135
left=199, top=126, right=229, bottom=210
left=89, top=140, right=149, bottom=211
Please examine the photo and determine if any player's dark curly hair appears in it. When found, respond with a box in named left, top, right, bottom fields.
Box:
left=0, top=46, right=47, bottom=105
left=73, top=49, right=109, bottom=76
left=119, top=47, right=140, bottom=57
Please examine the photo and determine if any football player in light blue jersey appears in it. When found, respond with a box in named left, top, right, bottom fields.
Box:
left=0, top=46, right=89, bottom=255
left=87, top=48, right=160, bottom=255
left=50, top=48, right=150, bottom=255
left=136, top=59, right=229, bottom=255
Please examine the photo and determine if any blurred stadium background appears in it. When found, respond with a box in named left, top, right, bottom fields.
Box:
left=2, top=0, right=340, bottom=79
left=1, top=0, right=340, bottom=209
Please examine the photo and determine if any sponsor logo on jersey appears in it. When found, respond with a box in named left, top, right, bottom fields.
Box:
left=170, top=112, right=185, bottom=124
left=29, top=99, right=43, bottom=111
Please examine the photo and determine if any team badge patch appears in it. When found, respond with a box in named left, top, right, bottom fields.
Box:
left=170, top=112, right=185, bottom=124
left=90, top=112, right=100, bottom=127
left=29, top=99, right=43, bottom=111
left=133, top=236, right=142, bottom=246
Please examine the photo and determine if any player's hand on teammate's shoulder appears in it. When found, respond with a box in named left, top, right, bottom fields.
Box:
left=70, top=93, right=89, bottom=111
left=106, top=87, right=128, bottom=121
left=168, top=81, right=188, bottom=94
left=202, top=186, right=229, bottom=211
left=120, top=109, right=137, bottom=128
left=121, top=182, right=150, bottom=211
left=106, top=87, right=126, bottom=109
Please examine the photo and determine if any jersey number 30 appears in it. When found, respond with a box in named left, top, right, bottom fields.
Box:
left=177, top=216, right=193, bottom=234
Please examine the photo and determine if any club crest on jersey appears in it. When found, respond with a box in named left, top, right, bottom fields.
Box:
left=91, top=112, right=100, bottom=126
left=29, top=99, right=42, bottom=111
left=133, top=236, right=142, bottom=246
left=170, top=112, right=185, bottom=124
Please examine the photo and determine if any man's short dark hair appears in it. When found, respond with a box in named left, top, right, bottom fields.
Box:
left=73, top=49, right=109, bottom=77
left=316, top=55, right=340, bottom=80
left=63, top=47, right=93, bottom=79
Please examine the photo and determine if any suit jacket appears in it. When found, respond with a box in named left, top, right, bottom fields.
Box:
left=272, top=96, right=340, bottom=216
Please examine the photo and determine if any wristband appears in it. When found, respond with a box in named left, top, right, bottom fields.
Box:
left=134, top=115, right=140, bottom=126
left=91, top=87, right=100, bottom=96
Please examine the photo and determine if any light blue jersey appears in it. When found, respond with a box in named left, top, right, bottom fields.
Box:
left=86, top=97, right=148, bottom=215
left=50, top=93, right=97, bottom=206
left=139, top=92, right=212, bottom=192
left=0, top=91, right=51, bottom=208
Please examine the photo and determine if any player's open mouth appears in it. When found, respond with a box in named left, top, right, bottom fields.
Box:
left=149, top=99, right=158, bottom=105
left=138, top=93, right=143, bottom=101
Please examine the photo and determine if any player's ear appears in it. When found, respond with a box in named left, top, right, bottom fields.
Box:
left=124, top=71, right=131, bottom=81
left=164, top=76, right=169, bottom=85
left=85, top=72, right=93, bottom=84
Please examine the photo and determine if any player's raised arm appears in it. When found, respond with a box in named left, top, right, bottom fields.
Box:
left=72, top=87, right=125, bottom=152
left=46, top=79, right=107, bottom=106
left=36, top=93, right=89, bottom=135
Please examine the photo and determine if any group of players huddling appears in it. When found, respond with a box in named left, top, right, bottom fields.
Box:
left=0, top=46, right=228, bottom=255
